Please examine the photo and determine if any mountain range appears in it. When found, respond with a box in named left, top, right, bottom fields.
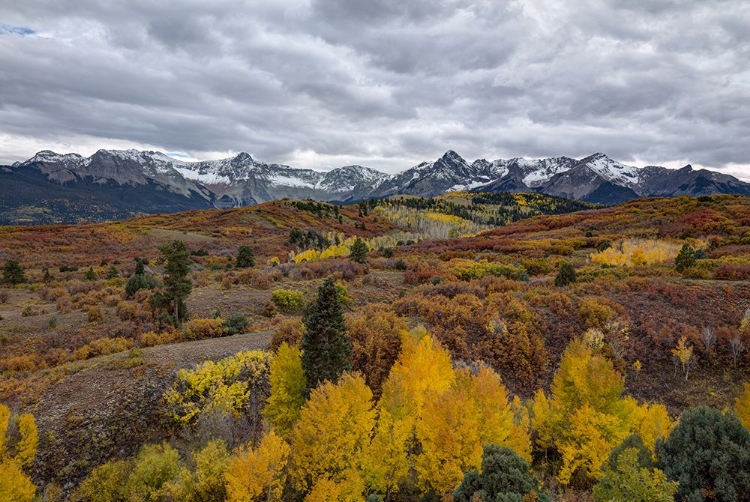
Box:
left=1, top=148, right=749, bottom=224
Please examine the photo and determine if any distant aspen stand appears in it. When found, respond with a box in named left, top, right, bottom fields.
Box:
left=589, top=238, right=704, bottom=267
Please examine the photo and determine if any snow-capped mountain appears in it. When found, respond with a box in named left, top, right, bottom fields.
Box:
left=370, top=150, right=505, bottom=197
left=2, top=148, right=749, bottom=224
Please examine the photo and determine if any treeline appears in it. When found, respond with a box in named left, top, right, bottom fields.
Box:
left=371, top=192, right=596, bottom=228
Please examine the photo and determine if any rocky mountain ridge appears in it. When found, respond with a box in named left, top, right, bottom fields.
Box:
left=2, top=148, right=749, bottom=224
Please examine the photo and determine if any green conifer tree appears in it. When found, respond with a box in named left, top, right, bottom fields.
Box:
left=657, top=406, right=750, bottom=501
left=2, top=259, right=26, bottom=285
left=349, top=237, right=369, bottom=264
left=301, top=277, right=351, bottom=390
left=554, top=261, right=577, bottom=287
left=84, top=267, right=97, bottom=281
left=159, top=240, right=192, bottom=325
left=236, top=245, right=256, bottom=268
left=675, top=243, right=696, bottom=273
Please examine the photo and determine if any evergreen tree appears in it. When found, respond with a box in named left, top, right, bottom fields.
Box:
left=675, top=243, right=696, bottom=272
left=301, top=277, right=351, bottom=390
left=554, top=261, right=577, bottom=287
left=2, top=259, right=25, bottom=285
left=349, top=237, right=369, bottom=264
left=135, top=257, right=146, bottom=275
left=159, top=240, right=193, bottom=325
left=236, top=245, right=256, bottom=268
left=125, top=258, right=160, bottom=298
left=42, top=268, right=53, bottom=283
left=84, top=267, right=97, bottom=281
left=657, top=406, right=750, bottom=501
left=454, top=445, right=549, bottom=502
left=106, top=265, right=120, bottom=279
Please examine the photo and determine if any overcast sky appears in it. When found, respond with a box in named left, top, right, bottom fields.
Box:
left=1, top=0, right=749, bottom=179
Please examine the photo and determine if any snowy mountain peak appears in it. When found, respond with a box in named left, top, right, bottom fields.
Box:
left=440, top=150, right=465, bottom=163
left=22, top=150, right=86, bottom=166
left=578, top=153, right=641, bottom=186
left=232, top=152, right=254, bottom=164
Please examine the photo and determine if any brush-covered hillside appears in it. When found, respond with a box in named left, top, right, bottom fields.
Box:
left=2, top=194, right=750, bottom=501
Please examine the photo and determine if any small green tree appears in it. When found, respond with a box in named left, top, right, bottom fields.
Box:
left=126, top=442, right=182, bottom=501
left=675, top=243, right=696, bottom=273
left=125, top=258, right=160, bottom=298
left=236, top=245, right=255, bottom=268
left=159, top=240, right=193, bottom=325
left=2, top=260, right=26, bottom=285
left=657, top=406, right=750, bottom=501
left=222, top=313, right=249, bottom=335
left=135, top=257, right=147, bottom=275
left=454, top=444, right=549, bottom=502
left=301, top=277, right=351, bottom=390
left=555, top=261, right=577, bottom=287
left=84, top=267, right=97, bottom=281
left=106, top=265, right=120, bottom=279
left=594, top=436, right=677, bottom=502
left=74, top=459, right=133, bottom=502
left=349, top=237, right=369, bottom=264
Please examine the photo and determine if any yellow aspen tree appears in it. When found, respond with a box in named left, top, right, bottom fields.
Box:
left=415, top=366, right=532, bottom=496
left=0, top=406, right=8, bottom=459
left=264, top=343, right=306, bottom=437
left=531, top=390, right=554, bottom=451
left=183, top=440, right=230, bottom=502
left=0, top=459, right=36, bottom=502
left=557, top=403, right=623, bottom=484
left=0, top=404, right=37, bottom=502
left=289, top=373, right=375, bottom=497
left=304, top=476, right=343, bottom=502
left=225, top=431, right=290, bottom=502
left=735, top=382, right=750, bottom=431
left=415, top=375, right=480, bottom=495
left=672, top=336, right=694, bottom=381
left=363, top=392, right=413, bottom=498
left=14, top=414, right=37, bottom=468
left=472, top=367, right=531, bottom=461
left=540, top=339, right=634, bottom=486
left=386, top=328, right=456, bottom=415
left=634, top=403, right=675, bottom=453
left=362, top=330, right=455, bottom=497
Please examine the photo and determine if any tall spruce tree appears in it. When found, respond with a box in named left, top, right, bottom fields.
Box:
left=159, top=240, right=192, bottom=325
left=349, top=237, right=368, bottom=264
left=301, top=277, right=351, bottom=390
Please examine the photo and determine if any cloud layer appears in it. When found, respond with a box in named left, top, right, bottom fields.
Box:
left=1, top=0, right=749, bottom=178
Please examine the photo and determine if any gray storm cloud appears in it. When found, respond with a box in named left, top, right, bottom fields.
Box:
left=0, top=0, right=749, bottom=178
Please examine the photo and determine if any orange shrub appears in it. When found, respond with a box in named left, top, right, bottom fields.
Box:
left=714, top=263, right=750, bottom=281
left=0, top=354, right=47, bottom=373
left=182, top=318, right=226, bottom=341
left=270, top=318, right=305, bottom=351
left=87, top=306, right=104, bottom=323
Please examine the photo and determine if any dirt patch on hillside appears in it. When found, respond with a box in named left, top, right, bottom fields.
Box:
left=30, top=330, right=273, bottom=491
